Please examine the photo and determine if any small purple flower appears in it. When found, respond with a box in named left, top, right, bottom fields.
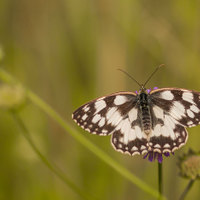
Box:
left=143, top=151, right=174, bottom=163
left=136, top=87, right=158, bottom=94
left=147, top=88, right=151, bottom=93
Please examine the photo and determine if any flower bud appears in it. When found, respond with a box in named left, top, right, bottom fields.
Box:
left=0, top=84, right=26, bottom=110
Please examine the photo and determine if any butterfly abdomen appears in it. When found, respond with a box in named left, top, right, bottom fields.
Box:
left=139, top=93, right=151, bottom=135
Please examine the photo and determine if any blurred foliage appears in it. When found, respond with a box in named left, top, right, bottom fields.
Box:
left=0, top=0, right=200, bottom=199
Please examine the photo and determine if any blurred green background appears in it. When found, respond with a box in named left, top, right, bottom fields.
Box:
left=0, top=0, right=200, bottom=199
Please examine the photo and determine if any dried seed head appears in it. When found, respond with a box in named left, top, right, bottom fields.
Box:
left=178, top=149, right=200, bottom=180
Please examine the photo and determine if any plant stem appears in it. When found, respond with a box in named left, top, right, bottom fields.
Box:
left=11, top=112, right=95, bottom=200
left=179, top=179, right=195, bottom=200
left=158, top=162, right=163, bottom=199
left=0, top=68, right=166, bottom=199
left=27, top=88, right=162, bottom=198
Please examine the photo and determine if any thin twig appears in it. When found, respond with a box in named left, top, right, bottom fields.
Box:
left=179, top=179, right=196, bottom=200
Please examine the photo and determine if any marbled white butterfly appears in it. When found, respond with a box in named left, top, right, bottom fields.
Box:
left=72, top=66, right=200, bottom=160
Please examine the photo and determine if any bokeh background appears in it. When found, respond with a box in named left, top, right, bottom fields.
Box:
left=0, top=0, right=200, bottom=199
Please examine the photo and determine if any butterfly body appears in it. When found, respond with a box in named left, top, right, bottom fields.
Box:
left=72, top=87, right=200, bottom=157
left=138, top=91, right=152, bottom=136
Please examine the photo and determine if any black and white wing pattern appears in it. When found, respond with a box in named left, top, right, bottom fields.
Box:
left=148, top=88, right=200, bottom=153
left=72, top=92, right=138, bottom=136
left=72, top=92, right=149, bottom=155
left=150, top=88, right=200, bottom=128
left=72, top=88, right=200, bottom=156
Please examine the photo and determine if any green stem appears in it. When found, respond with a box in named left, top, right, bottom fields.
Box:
left=11, top=112, right=95, bottom=200
left=27, top=88, right=160, bottom=198
left=158, top=162, right=163, bottom=199
left=0, top=68, right=165, bottom=199
left=179, top=179, right=196, bottom=200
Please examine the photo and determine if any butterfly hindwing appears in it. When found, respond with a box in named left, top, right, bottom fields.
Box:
left=111, top=103, right=189, bottom=155
left=148, top=106, right=188, bottom=153
left=111, top=125, right=149, bottom=155
left=72, top=92, right=137, bottom=136
left=149, top=123, right=188, bottom=153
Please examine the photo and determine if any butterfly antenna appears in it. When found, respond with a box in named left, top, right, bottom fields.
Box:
left=117, top=68, right=142, bottom=87
left=143, top=64, right=165, bottom=87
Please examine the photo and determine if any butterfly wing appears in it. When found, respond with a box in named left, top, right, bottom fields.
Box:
left=111, top=122, right=149, bottom=155
left=150, top=88, right=200, bottom=127
left=72, top=88, right=200, bottom=156
left=111, top=88, right=199, bottom=155
left=72, top=92, right=138, bottom=135
left=72, top=92, right=150, bottom=155
left=147, top=88, right=200, bottom=153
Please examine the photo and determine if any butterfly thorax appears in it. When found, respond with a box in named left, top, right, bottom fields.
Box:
left=139, top=92, right=151, bottom=135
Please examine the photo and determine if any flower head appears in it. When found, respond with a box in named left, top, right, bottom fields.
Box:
left=143, top=151, right=174, bottom=163
left=177, top=149, right=200, bottom=180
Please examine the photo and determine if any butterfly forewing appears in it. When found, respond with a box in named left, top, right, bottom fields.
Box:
left=150, top=88, right=200, bottom=127
left=72, top=92, right=138, bottom=136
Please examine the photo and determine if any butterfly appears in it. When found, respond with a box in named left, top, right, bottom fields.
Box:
left=72, top=66, right=200, bottom=160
